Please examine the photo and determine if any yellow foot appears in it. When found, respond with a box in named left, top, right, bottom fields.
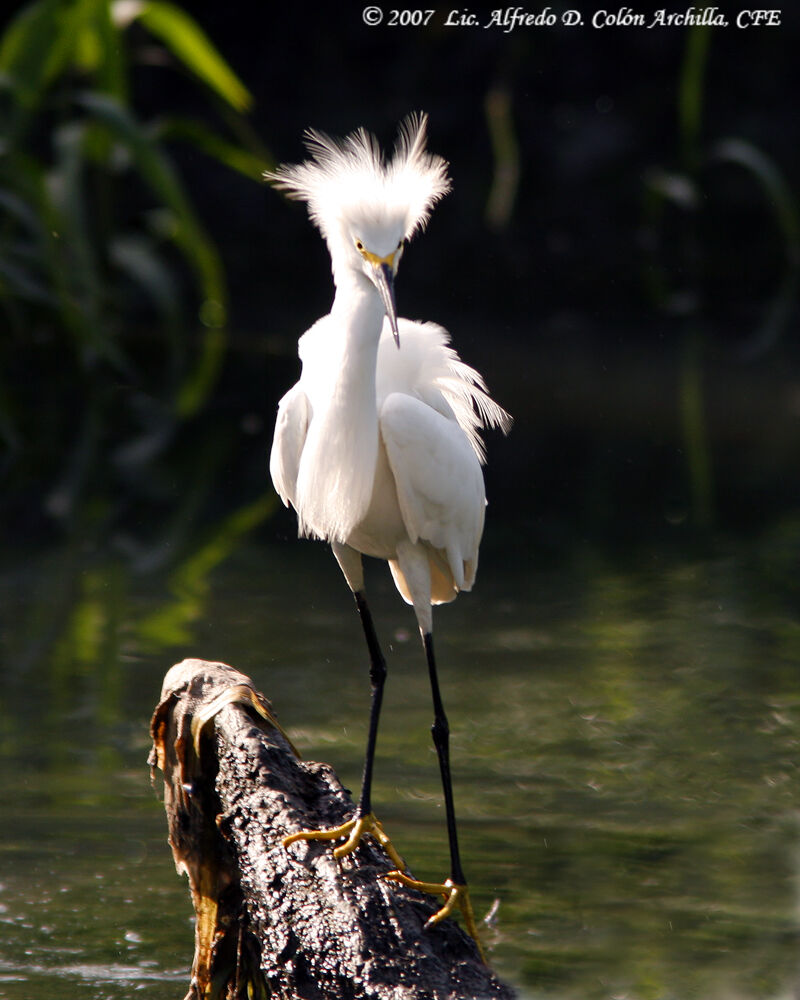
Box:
left=283, top=812, right=407, bottom=871
left=382, top=871, right=486, bottom=963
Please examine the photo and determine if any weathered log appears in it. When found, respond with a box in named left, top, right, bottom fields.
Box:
left=149, top=658, right=516, bottom=1000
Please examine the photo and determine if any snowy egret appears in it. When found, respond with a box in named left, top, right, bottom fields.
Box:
left=266, top=113, right=511, bottom=952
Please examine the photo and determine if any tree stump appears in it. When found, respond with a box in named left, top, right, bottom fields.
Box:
left=149, top=658, right=516, bottom=1000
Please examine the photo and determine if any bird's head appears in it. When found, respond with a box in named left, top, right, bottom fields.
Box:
left=266, top=113, right=450, bottom=347
left=348, top=227, right=404, bottom=345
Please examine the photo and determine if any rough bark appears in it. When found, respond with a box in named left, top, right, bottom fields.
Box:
left=149, top=658, right=516, bottom=1000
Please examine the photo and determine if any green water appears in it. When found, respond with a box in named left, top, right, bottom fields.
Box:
left=2, top=529, right=800, bottom=999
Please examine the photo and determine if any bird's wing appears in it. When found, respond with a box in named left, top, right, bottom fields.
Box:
left=379, top=392, right=485, bottom=593
left=269, top=383, right=311, bottom=509
left=377, top=320, right=512, bottom=464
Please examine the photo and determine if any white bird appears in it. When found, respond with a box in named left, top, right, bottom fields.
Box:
left=266, top=114, right=511, bottom=952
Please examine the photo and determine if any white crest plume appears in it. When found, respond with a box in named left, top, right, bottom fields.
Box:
left=265, top=113, right=451, bottom=246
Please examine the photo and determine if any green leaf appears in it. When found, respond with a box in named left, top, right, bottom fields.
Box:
left=78, top=91, right=228, bottom=413
left=49, top=119, right=108, bottom=361
left=0, top=0, right=126, bottom=113
left=78, top=91, right=188, bottom=210
left=0, top=255, right=57, bottom=305
left=710, top=137, right=800, bottom=357
left=0, top=0, right=78, bottom=110
left=109, top=232, right=182, bottom=372
left=110, top=232, right=180, bottom=324
left=135, top=492, right=277, bottom=648
left=678, top=25, right=712, bottom=171
left=155, top=116, right=272, bottom=182
left=80, top=0, right=128, bottom=103
left=711, top=138, right=800, bottom=256
left=120, top=0, right=253, bottom=112
left=0, top=186, right=47, bottom=237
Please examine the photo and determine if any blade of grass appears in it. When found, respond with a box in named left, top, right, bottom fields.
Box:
left=678, top=25, right=712, bottom=172
left=109, top=231, right=182, bottom=376
left=154, top=116, right=271, bottom=181
left=79, top=90, right=228, bottom=413
left=135, top=492, right=277, bottom=648
left=484, top=84, right=520, bottom=231
left=50, top=120, right=104, bottom=354
left=0, top=0, right=77, bottom=111
left=712, top=138, right=800, bottom=261
left=120, top=0, right=253, bottom=112
left=711, top=137, right=800, bottom=357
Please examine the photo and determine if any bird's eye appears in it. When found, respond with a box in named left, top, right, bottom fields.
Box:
left=355, top=240, right=364, bottom=252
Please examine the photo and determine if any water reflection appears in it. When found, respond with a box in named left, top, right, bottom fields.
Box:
left=1, top=532, right=799, bottom=998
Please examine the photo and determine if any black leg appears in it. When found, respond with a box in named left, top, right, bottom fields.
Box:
left=354, top=589, right=387, bottom=818
left=381, top=629, right=483, bottom=957
left=422, top=630, right=466, bottom=886
left=283, top=587, right=404, bottom=871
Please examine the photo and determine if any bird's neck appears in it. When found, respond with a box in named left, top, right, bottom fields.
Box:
left=332, top=275, right=384, bottom=339
left=293, top=278, right=384, bottom=544
left=330, top=278, right=385, bottom=380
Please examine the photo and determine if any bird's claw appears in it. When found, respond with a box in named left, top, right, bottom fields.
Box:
left=382, top=871, right=486, bottom=962
left=283, top=812, right=407, bottom=871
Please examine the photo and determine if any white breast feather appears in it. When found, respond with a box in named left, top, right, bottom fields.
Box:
left=290, top=317, right=380, bottom=542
